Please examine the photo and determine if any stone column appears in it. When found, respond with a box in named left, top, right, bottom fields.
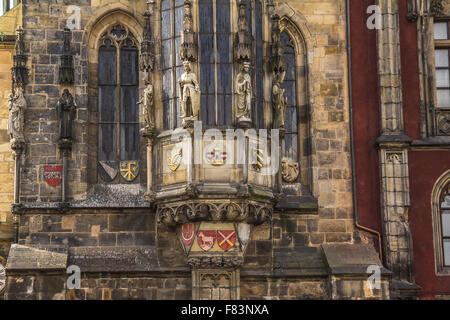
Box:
left=376, top=0, right=419, bottom=299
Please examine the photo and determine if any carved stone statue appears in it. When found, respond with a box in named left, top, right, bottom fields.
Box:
left=273, top=71, right=288, bottom=130
left=137, top=79, right=155, bottom=132
left=235, top=62, right=252, bottom=126
left=178, top=60, right=200, bottom=127
left=7, top=88, right=27, bottom=144
left=57, top=89, right=76, bottom=141
left=281, top=157, right=299, bottom=183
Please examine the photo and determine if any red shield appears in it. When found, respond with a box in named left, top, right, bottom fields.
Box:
left=217, top=230, right=236, bottom=251
left=181, top=224, right=195, bottom=246
left=44, top=165, right=63, bottom=187
left=197, top=230, right=216, bottom=251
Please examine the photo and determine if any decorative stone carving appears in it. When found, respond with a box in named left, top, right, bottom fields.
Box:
left=56, top=89, right=76, bottom=148
left=235, top=62, right=252, bottom=127
left=430, top=0, right=444, bottom=16
left=281, top=157, right=299, bottom=183
left=273, top=71, right=287, bottom=130
left=59, top=28, right=74, bottom=85
left=437, top=113, right=450, bottom=135
left=234, top=0, right=252, bottom=62
left=140, top=0, right=155, bottom=76
left=7, top=88, right=27, bottom=146
left=156, top=200, right=272, bottom=227
left=188, top=255, right=244, bottom=269
left=178, top=61, right=200, bottom=128
left=180, top=0, right=197, bottom=62
left=270, top=14, right=285, bottom=74
left=137, top=79, right=155, bottom=132
left=407, top=0, right=444, bottom=21
left=11, top=27, right=28, bottom=90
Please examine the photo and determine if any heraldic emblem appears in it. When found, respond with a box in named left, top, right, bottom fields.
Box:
left=167, top=145, right=183, bottom=171
left=181, top=224, right=196, bottom=247
left=120, top=161, right=139, bottom=182
left=217, top=230, right=236, bottom=251
left=252, top=148, right=265, bottom=171
left=44, top=165, right=63, bottom=187
left=197, top=230, right=216, bottom=251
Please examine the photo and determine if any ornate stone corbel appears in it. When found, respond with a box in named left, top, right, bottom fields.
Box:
left=180, top=0, right=197, bottom=62
left=140, top=0, right=156, bottom=77
left=59, top=28, right=74, bottom=85
left=407, top=0, right=419, bottom=21
left=11, top=27, right=28, bottom=91
left=234, top=0, right=252, bottom=63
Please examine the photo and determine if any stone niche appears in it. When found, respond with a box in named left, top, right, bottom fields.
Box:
left=151, top=128, right=279, bottom=299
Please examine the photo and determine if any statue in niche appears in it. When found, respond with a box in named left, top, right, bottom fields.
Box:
left=273, top=70, right=288, bottom=130
left=7, top=88, right=27, bottom=144
left=178, top=60, right=200, bottom=127
left=235, top=62, right=252, bottom=126
left=56, top=89, right=76, bottom=141
left=137, top=78, right=155, bottom=132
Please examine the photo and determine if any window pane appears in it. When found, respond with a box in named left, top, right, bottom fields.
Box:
left=163, top=69, right=173, bottom=100
left=216, top=2, right=230, bottom=33
left=174, top=6, right=183, bottom=37
left=162, top=40, right=173, bottom=69
left=285, top=106, right=297, bottom=134
left=434, top=22, right=448, bottom=40
left=443, top=195, right=450, bottom=208
left=217, top=34, right=230, bottom=64
left=163, top=99, right=173, bottom=130
left=435, top=49, right=449, bottom=67
left=437, top=89, right=450, bottom=107
left=443, top=212, right=450, bottom=237
left=99, top=124, right=117, bottom=161
left=200, top=63, right=214, bottom=94
left=161, top=10, right=172, bottom=39
left=436, top=69, right=450, bottom=87
left=161, top=0, right=171, bottom=11
left=199, top=3, right=213, bottom=33
left=99, top=86, right=117, bottom=122
left=283, top=133, right=298, bottom=161
left=120, top=47, right=139, bottom=85
left=444, top=240, right=450, bottom=266
left=98, top=47, right=117, bottom=85
left=200, top=34, right=214, bottom=63
left=121, top=87, right=139, bottom=123
left=120, top=124, right=139, bottom=161
left=217, top=63, right=231, bottom=94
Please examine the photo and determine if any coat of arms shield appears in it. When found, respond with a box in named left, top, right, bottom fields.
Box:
left=120, top=161, right=139, bottom=182
left=43, top=165, right=63, bottom=187
left=167, top=145, right=183, bottom=171
left=217, top=230, right=236, bottom=251
left=196, top=230, right=216, bottom=251
left=181, top=224, right=196, bottom=246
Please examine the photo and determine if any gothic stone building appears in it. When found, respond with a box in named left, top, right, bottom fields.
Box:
left=0, top=0, right=447, bottom=300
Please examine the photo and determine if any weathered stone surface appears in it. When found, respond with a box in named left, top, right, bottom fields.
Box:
left=6, top=244, right=67, bottom=271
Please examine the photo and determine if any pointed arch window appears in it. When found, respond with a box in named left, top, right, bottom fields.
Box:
left=440, top=181, right=450, bottom=266
left=98, top=25, right=140, bottom=166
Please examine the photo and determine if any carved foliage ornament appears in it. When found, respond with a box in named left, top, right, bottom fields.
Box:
left=157, top=200, right=272, bottom=227
left=407, top=0, right=444, bottom=21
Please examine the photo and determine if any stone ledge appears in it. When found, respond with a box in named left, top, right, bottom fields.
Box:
left=275, top=195, right=318, bottom=213
left=6, top=244, right=68, bottom=271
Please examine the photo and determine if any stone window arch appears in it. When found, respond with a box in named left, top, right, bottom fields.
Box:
left=86, top=11, right=146, bottom=185
left=432, top=170, right=450, bottom=274
left=276, top=9, right=313, bottom=191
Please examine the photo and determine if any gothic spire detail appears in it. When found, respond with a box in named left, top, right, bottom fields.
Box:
left=180, top=0, right=197, bottom=62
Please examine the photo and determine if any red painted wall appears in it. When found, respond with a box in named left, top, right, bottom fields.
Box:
left=409, top=151, right=450, bottom=299
left=349, top=0, right=382, bottom=243
left=350, top=0, right=450, bottom=298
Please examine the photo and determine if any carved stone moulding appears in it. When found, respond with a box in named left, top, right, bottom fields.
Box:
left=437, top=111, right=450, bottom=136
left=188, top=255, right=244, bottom=269
left=156, top=199, right=273, bottom=227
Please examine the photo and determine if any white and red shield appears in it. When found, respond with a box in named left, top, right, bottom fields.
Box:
left=217, top=230, right=236, bottom=251
left=44, top=165, right=63, bottom=187
left=181, top=224, right=195, bottom=246
left=197, top=230, right=216, bottom=251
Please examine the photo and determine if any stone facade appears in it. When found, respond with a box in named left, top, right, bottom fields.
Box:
left=0, top=0, right=391, bottom=300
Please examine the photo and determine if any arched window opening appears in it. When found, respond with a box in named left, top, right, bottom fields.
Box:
left=440, top=181, right=450, bottom=266
left=98, top=25, right=139, bottom=181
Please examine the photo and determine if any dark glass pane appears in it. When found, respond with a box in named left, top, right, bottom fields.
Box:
left=216, top=2, right=230, bottom=33
left=217, top=63, right=231, bottom=94
left=163, top=69, right=173, bottom=100
left=120, top=86, right=139, bottom=123
left=175, top=0, right=184, bottom=6
left=217, top=94, right=232, bottom=126
left=161, top=10, right=172, bottom=39
left=120, top=47, right=139, bottom=85
left=200, top=34, right=214, bottom=63
left=254, top=101, right=263, bottom=129
left=98, top=47, right=117, bottom=85
left=200, top=95, right=215, bottom=125
left=200, top=63, right=214, bottom=94
left=175, top=6, right=183, bottom=37
left=99, top=86, right=117, bottom=122
left=161, top=0, right=171, bottom=11
left=256, top=69, right=263, bottom=98
left=245, top=0, right=252, bottom=34
left=285, top=54, right=296, bottom=81
left=120, top=124, right=139, bottom=160
left=217, top=34, right=230, bottom=63
left=283, top=133, right=298, bottom=160
left=285, top=106, right=297, bottom=134
left=282, top=80, right=296, bottom=106
left=199, top=3, right=213, bottom=33
left=162, top=40, right=173, bottom=69
left=224, top=94, right=232, bottom=126
left=163, top=99, right=173, bottom=130
left=99, top=124, right=117, bottom=161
